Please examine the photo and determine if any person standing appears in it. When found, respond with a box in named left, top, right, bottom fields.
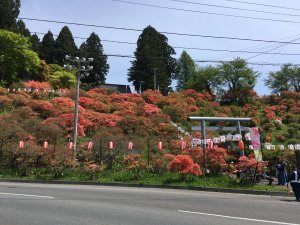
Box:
left=289, top=169, right=300, bottom=201
left=276, top=158, right=287, bottom=185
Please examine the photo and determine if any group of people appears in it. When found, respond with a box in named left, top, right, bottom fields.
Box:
left=276, top=158, right=300, bottom=201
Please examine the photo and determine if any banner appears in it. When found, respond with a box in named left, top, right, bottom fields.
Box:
left=250, top=127, right=262, bottom=162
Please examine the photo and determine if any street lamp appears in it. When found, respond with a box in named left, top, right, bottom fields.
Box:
left=65, top=55, right=93, bottom=160
left=139, top=81, right=144, bottom=94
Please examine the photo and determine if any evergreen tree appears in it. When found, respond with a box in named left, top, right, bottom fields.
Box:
left=128, top=26, right=177, bottom=95
left=79, top=32, right=109, bottom=86
left=40, top=31, right=55, bottom=64
left=175, top=51, right=196, bottom=90
left=0, top=0, right=20, bottom=31
left=16, top=20, right=30, bottom=37
left=29, top=34, right=40, bottom=53
left=54, top=26, right=78, bottom=66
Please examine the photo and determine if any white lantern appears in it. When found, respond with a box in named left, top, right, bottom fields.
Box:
left=249, top=145, right=253, bottom=150
left=265, top=144, right=271, bottom=150
left=288, top=145, right=294, bottom=150
left=278, top=145, right=285, bottom=150
left=295, top=144, right=300, bottom=150
left=220, top=136, right=226, bottom=143
left=226, top=134, right=233, bottom=142
left=270, top=145, right=276, bottom=150
left=233, top=134, right=242, bottom=141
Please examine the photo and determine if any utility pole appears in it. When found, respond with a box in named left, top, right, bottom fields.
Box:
left=65, top=55, right=93, bottom=160
left=152, top=68, right=158, bottom=92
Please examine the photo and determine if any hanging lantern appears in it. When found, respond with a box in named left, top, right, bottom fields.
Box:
left=295, top=144, right=300, bottom=150
left=270, top=145, right=276, bottom=150
left=220, top=136, right=226, bottom=143
left=245, top=133, right=251, bottom=141
left=249, top=145, right=253, bottom=150
left=43, top=141, right=49, bottom=149
left=19, top=140, right=25, bottom=149
left=109, top=141, right=114, bottom=150
left=181, top=141, right=187, bottom=150
left=288, top=144, right=294, bottom=150
left=233, top=134, right=242, bottom=141
left=226, top=134, right=233, bottom=142
left=265, top=144, right=271, bottom=150
left=87, top=141, right=93, bottom=150
left=213, top=137, right=220, bottom=144
left=128, top=141, right=133, bottom=150
left=208, top=139, right=214, bottom=149
left=67, top=142, right=73, bottom=150
left=158, top=141, right=163, bottom=150
left=238, top=140, right=244, bottom=151
left=278, top=145, right=285, bottom=150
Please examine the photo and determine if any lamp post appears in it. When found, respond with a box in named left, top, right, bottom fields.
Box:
left=65, top=55, right=93, bottom=160
left=139, top=81, right=144, bottom=94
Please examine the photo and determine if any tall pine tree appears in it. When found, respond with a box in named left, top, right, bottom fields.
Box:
left=54, top=26, right=77, bottom=66
left=40, top=31, right=55, bottom=64
left=29, top=34, right=40, bottom=53
left=79, top=32, right=109, bottom=86
left=175, top=51, right=196, bottom=91
left=0, top=0, right=20, bottom=31
left=128, top=26, right=177, bottom=95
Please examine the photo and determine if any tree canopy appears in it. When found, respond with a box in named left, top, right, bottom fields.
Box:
left=186, top=65, right=221, bottom=95
left=175, top=51, right=196, bottom=91
left=0, top=29, right=40, bottom=86
left=0, top=0, right=20, bottom=31
left=265, top=64, right=300, bottom=93
left=80, top=32, right=109, bottom=86
left=54, top=26, right=78, bottom=66
left=128, top=26, right=177, bottom=95
left=218, top=58, right=259, bottom=103
left=40, top=31, right=55, bottom=64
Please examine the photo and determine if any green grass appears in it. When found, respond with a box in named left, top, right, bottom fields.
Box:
left=0, top=168, right=287, bottom=193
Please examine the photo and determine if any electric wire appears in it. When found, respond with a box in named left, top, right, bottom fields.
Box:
left=30, top=31, right=300, bottom=56
left=218, top=0, right=300, bottom=11
left=111, top=0, right=300, bottom=24
left=168, top=0, right=300, bottom=18
left=19, top=17, right=300, bottom=45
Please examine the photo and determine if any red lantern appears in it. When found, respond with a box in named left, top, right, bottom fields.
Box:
left=67, top=142, right=73, bottom=150
left=43, top=141, right=48, bottom=149
left=238, top=140, right=245, bottom=151
left=208, top=139, right=214, bottom=149
left=109, top=141, right=114, bottom=150
left=128, top=141, right=133, bottom=150
left=158, top=141, right=163, bottom=150
left=87, top=141, right=93, bottom=150
left=19, top=140, right=25, bottom=149
left=181, top=141, right=187, bottom=150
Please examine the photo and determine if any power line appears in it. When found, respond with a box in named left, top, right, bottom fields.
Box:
left=218, top=0, right=300, bottom=11
left=247, top=36, right=300, bottom=60
left=20, top=17, right=300, bottom=45
left=104, top=53, right=300, bottom=66
left=111, top=0, right=300, bottom=24
left=168, top=0, right=300, bottom=18
left=32, top=31, right=300, bottom=56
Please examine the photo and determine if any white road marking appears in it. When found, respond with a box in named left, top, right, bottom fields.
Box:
left=178, top=210, right=300, bottom=225
left=0, top=192, right=54, bottom=199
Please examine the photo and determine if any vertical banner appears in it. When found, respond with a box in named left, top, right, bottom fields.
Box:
left=250, top=127, right=262, bottom=162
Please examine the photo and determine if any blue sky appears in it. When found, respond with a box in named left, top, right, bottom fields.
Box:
left=20, top=0, right=300, bottom=95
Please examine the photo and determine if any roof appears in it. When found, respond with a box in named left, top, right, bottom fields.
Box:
left=98, top=84, right=132, bottom=94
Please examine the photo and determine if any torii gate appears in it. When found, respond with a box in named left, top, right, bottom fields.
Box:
left=188, top=116, right=252, bottom=174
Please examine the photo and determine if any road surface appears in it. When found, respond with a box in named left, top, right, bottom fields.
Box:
left=0, top=182, right=299, bottom=225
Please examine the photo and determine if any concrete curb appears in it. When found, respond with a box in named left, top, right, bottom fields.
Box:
left=0, top=178, right=287, bottom=197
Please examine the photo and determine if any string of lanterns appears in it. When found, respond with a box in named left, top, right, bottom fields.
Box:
left=17, top=139, right=300, bottom=151
left=7, top=88, right=67, bottom=94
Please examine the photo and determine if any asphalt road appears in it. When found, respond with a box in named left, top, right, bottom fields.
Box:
left=0, top=182, right=299, bottom=225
